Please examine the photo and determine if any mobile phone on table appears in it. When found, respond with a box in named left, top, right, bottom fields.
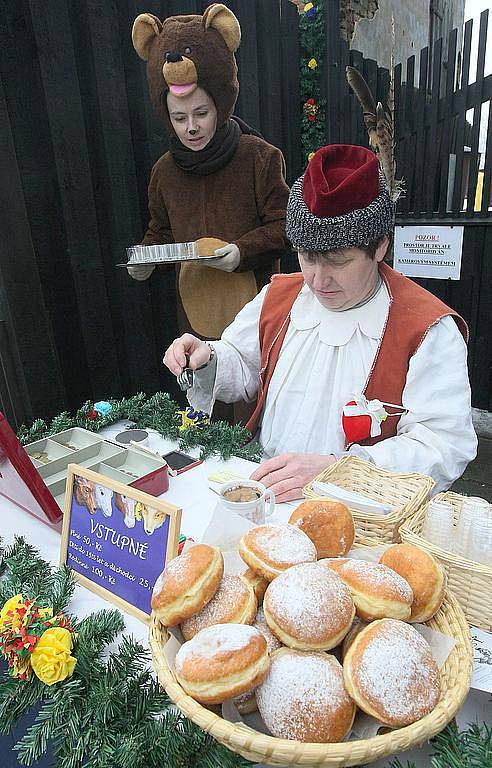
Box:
left=162, top=450, right=202, bottom=474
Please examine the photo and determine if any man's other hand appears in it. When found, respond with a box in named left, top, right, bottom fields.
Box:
left=250, top=453, right=337, bottom=503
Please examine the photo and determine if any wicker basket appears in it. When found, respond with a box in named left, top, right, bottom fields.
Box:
left=400, top=491, right=492, bottom=632
left=303, top=456, right=435, bottom=546
left=150, top=591, right=472, bottom=767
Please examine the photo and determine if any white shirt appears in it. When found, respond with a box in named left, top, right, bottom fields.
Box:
left=190, top=281, right=477, bottom=493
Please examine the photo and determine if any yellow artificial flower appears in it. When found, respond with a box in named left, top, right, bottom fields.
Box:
left=308, top=57, right=318, bottom=69
left=30, top=627, right=77, bottom=686
left=0, top=594, right=24, bottom=631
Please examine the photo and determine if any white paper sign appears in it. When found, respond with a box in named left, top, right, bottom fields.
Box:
left=394, top=225, right=464, bottom=280
left=471, top=626, right=492, bottom=693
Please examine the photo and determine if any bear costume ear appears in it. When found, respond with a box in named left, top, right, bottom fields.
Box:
left=203, top=3, right=241, bottom=52
left=132, top=13, right=163, bottom=60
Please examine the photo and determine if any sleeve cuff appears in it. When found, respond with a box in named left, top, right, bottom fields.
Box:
left=346, top=444, right=376, bottom=463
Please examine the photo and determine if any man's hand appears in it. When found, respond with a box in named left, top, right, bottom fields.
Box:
left=250, top=452, right=337, bottom=503
left=203, top=243, right=240, bottom=272
left=163, top=333, right=211, bottom=375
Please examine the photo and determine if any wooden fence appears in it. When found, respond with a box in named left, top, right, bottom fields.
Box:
left=322, top=2, right=492, bottom=412
left=282, top=0, right=491, bottom=411
left=0, top=0, right=491, bottom=428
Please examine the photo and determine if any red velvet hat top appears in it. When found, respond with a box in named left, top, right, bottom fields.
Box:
left=302, top=144, right=380, bottom=217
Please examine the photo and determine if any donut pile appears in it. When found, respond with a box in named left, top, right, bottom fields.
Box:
left=151, top=501, right=446, bottom=743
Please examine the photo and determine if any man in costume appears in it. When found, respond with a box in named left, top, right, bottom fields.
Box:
left=163, top=144, right=477, bottom=501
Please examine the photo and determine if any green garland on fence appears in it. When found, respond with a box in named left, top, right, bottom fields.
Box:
left=0, top=537, right=252, bottom=768
left=16, top=392, right=262, bottom=463
left=298, top=0, right=327, bottom=164
left=1, top=539, right=491, bottom=767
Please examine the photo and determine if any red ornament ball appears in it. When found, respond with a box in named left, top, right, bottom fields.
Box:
left=341, top=400, right=372, bottom=444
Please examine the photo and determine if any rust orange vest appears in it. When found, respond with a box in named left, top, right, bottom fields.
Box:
left=245, top=262, right=468, bottom=444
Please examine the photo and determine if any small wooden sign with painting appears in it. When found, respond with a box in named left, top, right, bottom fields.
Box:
left=60, top=463, right=181, bottom=623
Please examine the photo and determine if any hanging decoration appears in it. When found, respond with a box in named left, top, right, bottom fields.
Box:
left=303, top=1, right=317, bottom=18
left=177, top=406, right=210, bottom=432
left=303, top=97, right=318, bottom=121
left=297, top=0, right=327, bottom=165
left=289, top=0, right=306, bottom=11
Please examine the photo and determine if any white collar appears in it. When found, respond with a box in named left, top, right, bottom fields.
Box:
left=290, top=282, right=390, bottom=346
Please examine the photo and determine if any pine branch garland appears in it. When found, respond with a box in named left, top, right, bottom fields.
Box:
left=389, top=722, right=492, bottom=768
left=178, top=419, right=262, bottom=462
left=0, top=674, right=47, bottom=734
left=45, top=566, right=77, bottom=616
left=73, top=609, right=125, bottom=682
left=17, top=392, right=262, bottom=463
left=0, top=539, right=76, bottom=615
left=14, top=678, right=85, bottom=764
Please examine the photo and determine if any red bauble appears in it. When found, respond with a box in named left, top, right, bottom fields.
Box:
left=88, top=408, right=98, bottom=421
left=341, top=400, right=372, bottom=445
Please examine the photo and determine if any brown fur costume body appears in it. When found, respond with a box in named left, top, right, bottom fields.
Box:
left=132, top=4, right=289, bottom=338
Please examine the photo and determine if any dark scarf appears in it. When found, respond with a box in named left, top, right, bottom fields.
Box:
left=169, top=116, right=263, bottom=176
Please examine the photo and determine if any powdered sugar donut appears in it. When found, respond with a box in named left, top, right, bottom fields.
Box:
left=263, top=562, right=355, bottom=650
left=343, top=618, right=440, bottom=726
left=289, top=499, right=355, bottom=558
left=239, top=523, right=317, bottom=581
left=181, top=574, right=257, bottom=641
left=256, top=648, right=356, bottom=742
left=175, top=624, right=270, bottom=705
left=232, top=605, right=283, bottom=714
left=379, top=544, right=445, bottom=622
left=322, top=558, right=413, bottom=622
left=151, top=544, right=223, bottom=627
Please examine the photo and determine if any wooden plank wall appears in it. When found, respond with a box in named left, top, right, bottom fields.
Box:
left=0, top=0, right=300, bottom=426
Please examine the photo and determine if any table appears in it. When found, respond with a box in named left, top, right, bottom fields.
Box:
left=1, top=422, right=490, bottom=768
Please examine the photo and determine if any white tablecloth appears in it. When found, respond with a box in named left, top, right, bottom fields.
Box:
left=1, top=422, right=490, bottom=768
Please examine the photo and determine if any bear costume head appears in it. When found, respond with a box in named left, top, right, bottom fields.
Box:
left=132, top=3, right=241, bottom=135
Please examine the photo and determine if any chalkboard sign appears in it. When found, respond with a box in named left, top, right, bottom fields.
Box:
left=60, top=463, right=181, bottom=623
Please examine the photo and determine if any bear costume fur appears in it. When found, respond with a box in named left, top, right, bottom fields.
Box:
left=131, top=4, right=289, bottom=339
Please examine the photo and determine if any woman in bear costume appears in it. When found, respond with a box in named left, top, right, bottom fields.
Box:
left=130, top=4, right=290, bottom=349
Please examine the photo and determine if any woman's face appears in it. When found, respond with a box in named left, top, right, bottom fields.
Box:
left=167, top=88, right=217, bottom=151
left=298, top=238, right=388, bottom=311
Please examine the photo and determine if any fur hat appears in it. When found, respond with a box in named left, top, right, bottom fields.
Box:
left=286, top=144, right=395, bottom=252
left=132, top=4, right=241, bottom=133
